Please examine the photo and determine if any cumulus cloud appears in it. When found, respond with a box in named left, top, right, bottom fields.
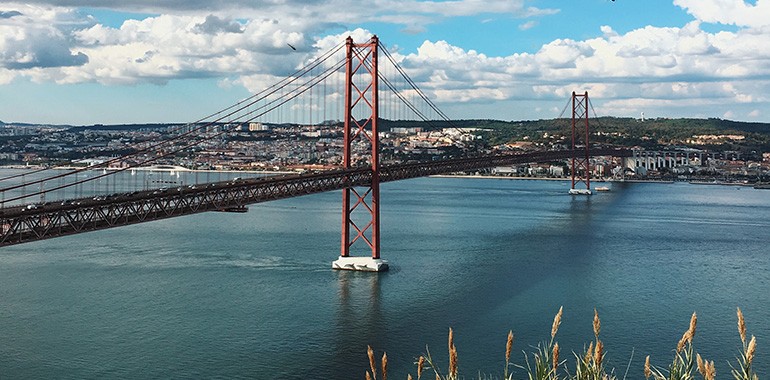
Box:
left=50, top=13, right=307, bottom=85
left=2, top=0, right=556, bottom=85
left=0, top=68, right=14, bottom=85
left=0, top=4, right=90, bottom=70
left=379, top=16, right=770, bottom=119
left=674, top=0, right=770, bottom=28
left=194, top=15, right=244, bottom=34
left=2, top=0, right=770, bottom=121
left=12, top=0, right=557, bottom=27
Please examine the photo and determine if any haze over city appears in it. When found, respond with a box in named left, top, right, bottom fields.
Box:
left=1, top=0, right=769, bottom=124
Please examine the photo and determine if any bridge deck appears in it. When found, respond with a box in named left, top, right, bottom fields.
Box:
left=0, top=149, right=629, bottom=247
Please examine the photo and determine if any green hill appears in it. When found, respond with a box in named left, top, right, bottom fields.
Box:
left=418, top=117, right=770, bottom=154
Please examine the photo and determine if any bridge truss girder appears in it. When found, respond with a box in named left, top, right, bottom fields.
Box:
left=0, top=149, right=629, bottom=248
left=0, top=169, right=370, bottom=247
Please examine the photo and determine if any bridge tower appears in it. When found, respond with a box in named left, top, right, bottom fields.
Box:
left=569, top=91, right=592, bottom=195
left=332, top=36, right=389, bottom=272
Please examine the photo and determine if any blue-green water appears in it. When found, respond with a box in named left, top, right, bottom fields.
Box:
left=1, top=178, right=769, bottom=379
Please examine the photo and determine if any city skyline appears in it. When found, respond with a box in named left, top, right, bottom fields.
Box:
left=1, top=0, right=769, bottom=125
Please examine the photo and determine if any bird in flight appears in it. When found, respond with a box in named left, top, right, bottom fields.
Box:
left=287, top=43, right=297, bottom=51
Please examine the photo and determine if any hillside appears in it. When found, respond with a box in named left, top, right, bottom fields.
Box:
left=434, top=117, right=770, bottom=154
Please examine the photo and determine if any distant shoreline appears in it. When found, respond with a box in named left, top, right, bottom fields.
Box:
left=430, top=174, right=762, bottom=187
left=431, top=174, right=571, bottom=181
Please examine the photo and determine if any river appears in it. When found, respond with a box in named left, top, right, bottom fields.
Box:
left=1, top=176, right=768, bottom=379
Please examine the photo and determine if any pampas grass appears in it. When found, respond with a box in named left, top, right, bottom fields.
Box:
left=367, top=308, right=761, bottom=380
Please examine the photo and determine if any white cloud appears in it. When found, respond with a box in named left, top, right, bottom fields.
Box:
left=519, top=21, right=538, bottom=31
left=674, top=0, right=770, bottom=28
left=2, top=1, right=770, bottom=122
left=535, top=39, right=594, bottom=69
left=377, top=17, right=770, bottom=120
left=27, top=13, right=310, bottom=85
left=10, top=0, right=557, bottom=29
left=401, top=25, right=427, bottom=35
left=0, top=68, right=14, bottom=85
left=600, top=25, right=618, bottom=38
left=394, top=0, right=557, bottom=18
left=0, top=4, right=89, bottom=73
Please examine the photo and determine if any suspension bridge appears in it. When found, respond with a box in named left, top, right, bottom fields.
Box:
left=0, top=36, right=629, bottom=270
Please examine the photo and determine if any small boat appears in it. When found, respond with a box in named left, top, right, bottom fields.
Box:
left=595, top=186, right=610, bottom=192
left=690, top=180, right=723, bottom=185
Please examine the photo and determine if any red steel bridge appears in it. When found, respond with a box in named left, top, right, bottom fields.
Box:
left=0, top=36, right=629, bottom=270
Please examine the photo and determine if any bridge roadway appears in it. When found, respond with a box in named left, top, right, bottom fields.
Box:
left=0, top=148, right=629, bottom=247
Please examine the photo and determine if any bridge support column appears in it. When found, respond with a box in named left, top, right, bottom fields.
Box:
left=569, top=91, right=592, bottom=195
left=333, top=35, right=389, bottom=272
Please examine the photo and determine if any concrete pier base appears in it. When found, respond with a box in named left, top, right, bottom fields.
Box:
left=569, top=188, right=593, bottom=195
left=332, top=256, right=389, bottom=272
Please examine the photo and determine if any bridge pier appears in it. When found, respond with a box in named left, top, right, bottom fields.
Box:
left=332, top=257, right=389, bottom=272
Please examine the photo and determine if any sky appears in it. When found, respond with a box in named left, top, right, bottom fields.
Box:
left=1, top=0, right=769, bottom=125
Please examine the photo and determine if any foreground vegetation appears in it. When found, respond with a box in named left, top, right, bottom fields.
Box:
left=365, top=308, right=759, bottom=380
